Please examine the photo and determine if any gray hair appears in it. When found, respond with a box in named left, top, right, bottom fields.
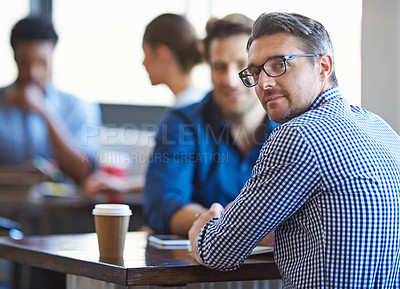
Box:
left=247, top=12, right=338, bottom=86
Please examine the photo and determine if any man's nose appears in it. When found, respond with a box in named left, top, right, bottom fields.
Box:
left=225, top=67, right=241, bottom=87
left=257, top=69, right=276, bottom=90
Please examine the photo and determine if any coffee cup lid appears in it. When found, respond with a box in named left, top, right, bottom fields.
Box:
left=92, top=204, right=132, bottom=216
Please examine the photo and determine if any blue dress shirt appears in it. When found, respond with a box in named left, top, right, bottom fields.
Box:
left=0, top=82, right=101, bottom=166
left=196, top=88, right=400, bottom=288
left=144, top=92, right=279, bottom=233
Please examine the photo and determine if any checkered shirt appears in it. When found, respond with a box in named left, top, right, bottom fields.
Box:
left=196, top=87, right=400, bottom=288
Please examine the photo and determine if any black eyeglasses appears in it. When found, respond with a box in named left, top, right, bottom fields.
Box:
left=238, top=54, right=320, bottom=87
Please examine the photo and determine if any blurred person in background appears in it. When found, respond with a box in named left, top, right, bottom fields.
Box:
left=144, top=13, right=279, bottom=236
left=0, top=15, right=102, bottom=289
left=83, top=13, right=204, bottom=195
left=0, top=16, right=101, bottom=183
left=142, top=13, right=205, bottom=107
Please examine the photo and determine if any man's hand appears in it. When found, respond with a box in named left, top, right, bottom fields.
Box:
left=188, top=203, right=224, bottom=265
left=169, top=204, right=208, bottom=237
left=5, top=82, right=46, bottom=115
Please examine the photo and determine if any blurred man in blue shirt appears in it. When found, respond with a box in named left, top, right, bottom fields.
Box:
left=0, top=16, right=101, bottom=183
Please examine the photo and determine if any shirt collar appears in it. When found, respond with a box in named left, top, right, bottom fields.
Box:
left=44, top=81, right=55, bottom=97
left=309, top=86, right=342, bottom=110
left=174, top=86, right=204, bottom=108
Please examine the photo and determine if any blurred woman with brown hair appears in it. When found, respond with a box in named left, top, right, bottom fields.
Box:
left=142, top=13, right=205, bottom=108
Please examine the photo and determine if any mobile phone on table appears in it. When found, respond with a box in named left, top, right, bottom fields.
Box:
left=148, top=234, right=190, bottom=249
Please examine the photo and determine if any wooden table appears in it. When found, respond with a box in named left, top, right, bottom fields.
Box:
left=0, top=232, right=281, bottom=288
left=0, top=181, right=145, bottom=235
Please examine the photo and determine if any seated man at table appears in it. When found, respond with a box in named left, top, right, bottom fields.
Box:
left=0, top=16, right=101, bottom=183
left=144, top=14, right=278, bottom=236
left=189, top=12, right=400, bottom=288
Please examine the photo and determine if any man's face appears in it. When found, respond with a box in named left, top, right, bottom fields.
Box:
left=209, top=33, right=259, bottom=119
left=248, top=33, right=324, bottom=124
left=14, top=41, right=54, bottom=92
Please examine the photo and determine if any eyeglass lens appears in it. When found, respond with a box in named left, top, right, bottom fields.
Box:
left=241, top=57, right=286, bottom=87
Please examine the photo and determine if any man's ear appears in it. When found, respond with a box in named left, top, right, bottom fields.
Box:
left=318, top=54, right=333, bottom=82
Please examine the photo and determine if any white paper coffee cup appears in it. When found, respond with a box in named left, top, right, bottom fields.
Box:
left=92, top=204, right=132, bottom=258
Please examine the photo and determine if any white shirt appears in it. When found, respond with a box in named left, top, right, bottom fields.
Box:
left=174, top=86, right=205, bottom=108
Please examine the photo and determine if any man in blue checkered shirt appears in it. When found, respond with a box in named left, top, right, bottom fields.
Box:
left=189, top=12, right=400, bottom=288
